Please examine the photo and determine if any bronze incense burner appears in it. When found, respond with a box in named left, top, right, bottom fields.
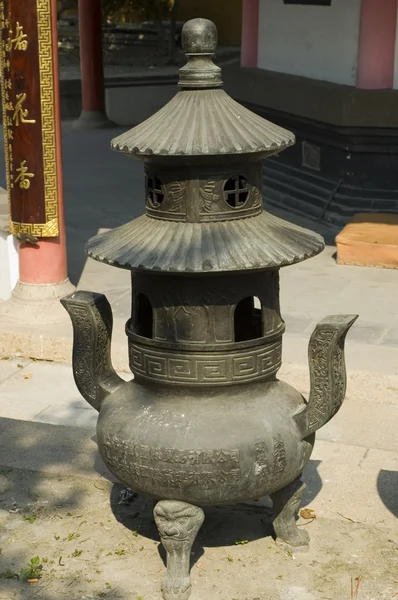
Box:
left=62, top=18, right=357, bottom=600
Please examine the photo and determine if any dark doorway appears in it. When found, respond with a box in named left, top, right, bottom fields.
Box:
left=234, top=296, right=263, bottom=342
left=136, top=293, right=153, bottom=339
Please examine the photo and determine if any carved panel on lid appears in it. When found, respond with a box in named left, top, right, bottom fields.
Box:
left=145, top=165, right=263, bottom=222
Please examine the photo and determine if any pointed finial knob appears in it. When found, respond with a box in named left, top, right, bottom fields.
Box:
left=179, top=18, right=222, bottom=88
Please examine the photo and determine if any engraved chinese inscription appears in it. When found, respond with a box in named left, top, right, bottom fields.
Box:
left=15, top=159, right=34, bottom=189
left=255, top=441, right=270, bottom=485
left=0, top=8, right=34, bottom=203
left=103, top=438, right=241, bottom=491
left=6, top=21, right=28, bottom=51
left=273, top=434, right=286, bottom=475
left=13, top=92, right=36, bottom=126
left=308, top=329, right=334, bottom=430
left=119, top=442, right=240, bottom=466
left=0, top=0, right=60, bottom=236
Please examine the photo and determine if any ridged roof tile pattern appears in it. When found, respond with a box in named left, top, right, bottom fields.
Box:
left=86, top=211, right=324, bottom=273
left=111, top=89, right=295, bottom=157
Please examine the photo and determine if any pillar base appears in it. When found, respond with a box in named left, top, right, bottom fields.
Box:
left=0, top=279, right=75, bottom=326
left=72, top=110, right=115, bottom=130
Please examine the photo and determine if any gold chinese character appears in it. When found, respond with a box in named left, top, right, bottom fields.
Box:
left=6, top=22, right=28, bottom=51
left=4, top=101, right=13, bottom=111
left=5, top=79, right=11, bottom=89
left=4, top=18, right=9, bottom=28
left=5, top=60, right=10, bottom=69
left=7, top=128, right=13, bottom=140
left=15, top=160, right=34, bottom=189
left=13, top=93, right=36, bottom=126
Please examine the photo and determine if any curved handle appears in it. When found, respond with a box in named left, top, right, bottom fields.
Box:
left=294, top=314, right=358, bottom=437
left=61, top=291, right=124, bottom=412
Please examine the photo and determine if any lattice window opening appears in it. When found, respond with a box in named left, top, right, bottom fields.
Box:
left=135, top=293, right=154, bottom=339
left=147, top=176, right=165, bottom=208
left=234, top=296, right=263, bottom=342
left=223, top=176, right=249, bottom=208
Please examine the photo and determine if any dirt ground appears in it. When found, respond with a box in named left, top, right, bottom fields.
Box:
left=0, top=467, right=397, bottom=600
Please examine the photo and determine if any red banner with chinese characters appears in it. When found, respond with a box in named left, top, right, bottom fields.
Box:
left=0, top=0, right=59, bottom=240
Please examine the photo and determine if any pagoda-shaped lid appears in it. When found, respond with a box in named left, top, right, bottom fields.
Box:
left=86, top=18, right=324, bottom=273
left=111, top=18, right=295, bottom=158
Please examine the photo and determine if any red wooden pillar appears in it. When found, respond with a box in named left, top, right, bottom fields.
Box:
left=19, top=0, right=69, bottom=286
left=356, top=0, right=398, bottom=89
left=241, top=0, right=259, bottom=68
left=0, top=0, right=74, bottom=323
left=73, top=0, right=113, bottom=129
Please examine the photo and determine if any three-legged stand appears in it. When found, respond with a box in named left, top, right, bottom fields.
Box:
left=154, top=500, right=204, bottom=600
left=153, top=478, right=309, bottom=599
left=270, top=476, right=310, bottom=551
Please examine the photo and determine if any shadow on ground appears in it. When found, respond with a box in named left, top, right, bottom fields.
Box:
left=109, top=458, right=323, bottom=571
left=0, top=415, right=324, bottom=588
left=2, top=415, right=398, bottom=599
left=377, top=469, right=398, bottom=518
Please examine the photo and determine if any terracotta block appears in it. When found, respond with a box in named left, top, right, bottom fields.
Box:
left=336, top=213, right=398, bottom=269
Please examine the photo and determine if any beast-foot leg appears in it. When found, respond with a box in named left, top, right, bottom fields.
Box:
left=270, top=477, right=309, bottom=552
left=154, top=500, right=204, bottom=600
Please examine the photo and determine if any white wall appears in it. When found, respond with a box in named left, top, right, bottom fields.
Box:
left=0, top=188, right=18, bottom=301
left=0, top=232, right=18, bottom=301
left=258, top=0, right=362, bottom=85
